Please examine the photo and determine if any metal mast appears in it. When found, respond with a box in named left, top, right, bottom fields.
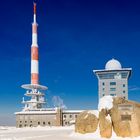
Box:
left=21, top=3, right=48, bottom=111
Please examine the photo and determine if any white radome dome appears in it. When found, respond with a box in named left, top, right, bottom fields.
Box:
left=105, top=59, right=122, bottom=70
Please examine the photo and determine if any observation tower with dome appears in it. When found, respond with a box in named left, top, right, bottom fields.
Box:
left=93, top=58, right=132, bottom=99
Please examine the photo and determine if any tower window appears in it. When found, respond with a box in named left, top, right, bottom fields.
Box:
left=69, top=115, right=72, bottom=118
left=64, top=115, right=66, bottom=118
left=110, top=88, right=116, bottom=91
left=38, top=122, right=40, bottom=125
left=110, top=82, right=116, bottom=86
left=102, top=82, right=105, bottom=86
left=43, top=122, right=45, bottom=125
left=110, top=94, right=116, bottom=96
left=19, top=125, right=22, bottom=128
left=121, top=72, right=128, bottom=79
left=123, top=84, right=125, bottom=87
left=123, top=90, right=125, bottom=93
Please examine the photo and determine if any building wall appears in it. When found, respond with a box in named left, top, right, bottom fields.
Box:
left=16, top=110, right=82, bottom=127
left=99, top=79, right=128, bottom=99
left=96, top=70, right=130, bottom=100
left=62, top=113, right=79, bottom=126
left=16, top=114, right=57, bottom=128
left=55, top=108, right=62, bottom=126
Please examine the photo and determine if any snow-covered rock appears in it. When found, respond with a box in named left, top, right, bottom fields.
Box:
left=75, top=110, right=99, bottom=134
left=98, top=95, right=113, bottom=111
left=111, top=97, right=140, bottom=137
left=87, top=110, right=99, bottom=118
left=99, top=109, right=112, bottom=138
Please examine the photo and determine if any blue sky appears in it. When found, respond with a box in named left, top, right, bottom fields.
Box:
left=1, top=0, right=140, bottom=125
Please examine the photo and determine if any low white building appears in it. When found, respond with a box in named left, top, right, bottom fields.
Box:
left=15, top=109, right=84, bottom=127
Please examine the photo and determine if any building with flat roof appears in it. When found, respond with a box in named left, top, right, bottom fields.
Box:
left=93, top=58, right=132, bottom=100
left=15, top=108, right=84, bottom=127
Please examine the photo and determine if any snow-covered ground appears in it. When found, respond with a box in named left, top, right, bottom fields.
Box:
left=0, top=126, right=140, bottom=140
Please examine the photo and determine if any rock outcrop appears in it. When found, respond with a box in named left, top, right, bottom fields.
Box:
left=75, top=110, right=98, bottom=134
left=99, top=109, right=112, bottom=138
left=110, top=97, right=140, bottom=137
left=75, top=96, right=140, bottom=138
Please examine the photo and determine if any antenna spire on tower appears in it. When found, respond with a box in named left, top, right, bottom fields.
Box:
left=33, top=2, right=37, bottom=23
left=33, top=2, right=36, bottom=14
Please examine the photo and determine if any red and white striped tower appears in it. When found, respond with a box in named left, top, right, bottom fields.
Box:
left=21, top=3, right=47, bottom=111
left=31, top=3, right=39, bottom=85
